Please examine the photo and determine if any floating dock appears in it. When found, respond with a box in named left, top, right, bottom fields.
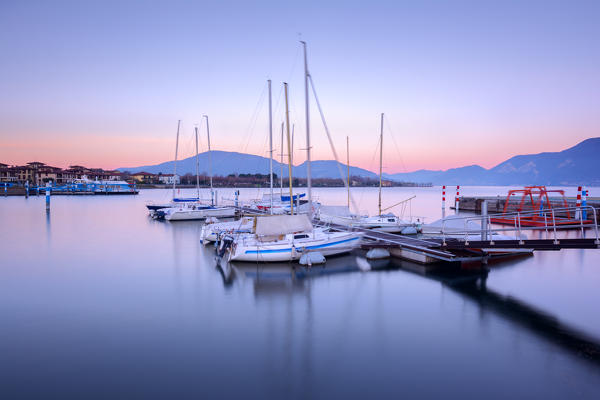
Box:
left=454, top=196, right=600, bottom=213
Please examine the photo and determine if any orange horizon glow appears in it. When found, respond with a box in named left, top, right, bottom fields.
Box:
left=1, top=134, right=594, bottom=174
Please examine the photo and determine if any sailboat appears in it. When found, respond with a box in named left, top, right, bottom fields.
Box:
left=225, top=214, right=362, bottom=262
left=146, top=120, right=204, bottom=213
left=225, top=51, right=362, bottom=262
left=157, top=117, right=236, bottom=221
left=318, top=113, right=420, bottom=233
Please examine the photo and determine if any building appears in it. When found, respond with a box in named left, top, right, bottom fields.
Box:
left=131, top=172, right=157, bottom=183
left=157, top=173, right=180, bottom=185
left=0, top=162, right=133, bottom=185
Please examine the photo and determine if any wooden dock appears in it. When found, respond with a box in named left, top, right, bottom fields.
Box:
left=234, top=205, right=600, bottom=266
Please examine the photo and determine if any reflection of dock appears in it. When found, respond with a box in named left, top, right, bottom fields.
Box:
left=391, top=259, right=600, bottom=365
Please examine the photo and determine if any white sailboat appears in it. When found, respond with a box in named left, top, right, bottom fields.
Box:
left=146, top=120, right=206, bottom=213
left=200, top=217, right=254, bottom=244
left=160, top=118, right=236, bottom=221
left=226, top=214, right=362, bottom=262
left=318, top=113, right=419, bottom=233
left=227, top=48, right=362, bottom=262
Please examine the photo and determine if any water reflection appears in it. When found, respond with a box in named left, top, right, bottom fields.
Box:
left=390, top=258, right=600, bottom=366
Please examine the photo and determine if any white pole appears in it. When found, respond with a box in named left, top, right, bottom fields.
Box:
left=194, top=126, right=200, bottom=201
left=442, top=185, right=446, bottom=219
left=203, top=115, right=214, bottom=205
left=301, top=41, right=312, bottom=219
left=172, top=120, right=181, bottom=199
left=379, top=113, right=384, bottom=216
left=280, top=122, right=284, bottom=196
left=455, top=185, right=460, bottom=214
left=268, top=79, right=274, bottom=214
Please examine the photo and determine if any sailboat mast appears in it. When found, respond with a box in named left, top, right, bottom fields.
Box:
left=194, top=126, right=200, bottom=200
left=280, top=122, right=284, bottom=196
left=268, top=79, right=273, bottom=214
left=203, top=115, right=214, bottom=205
left=284, top=82, right=294, bottom=214
left=379, top=112, right=384, bottom=216
left=347, top=136, right=350, bottom=209
left=291, top=124, right=294, bottom=166
left=172, top=120, right=181, bottom=199
left=301, top=41, right=312, bottom=219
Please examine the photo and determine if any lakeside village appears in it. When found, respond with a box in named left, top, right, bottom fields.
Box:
left=0, top=161, right=431, bottom=195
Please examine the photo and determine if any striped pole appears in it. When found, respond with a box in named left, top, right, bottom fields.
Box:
left=442, top=185, right=446, bottom=219
left=575, top=186, right=582, bottom=219
left=455, top=185, right=460, bottom=214
left=582, top=187, right=587, bottom=220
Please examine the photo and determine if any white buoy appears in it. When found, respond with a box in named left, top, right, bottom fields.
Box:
left=299, top=252, right=325, bottom=266
left=401, top=226, right=418, bottom=235
left=366, top=248, right=390, bottom=260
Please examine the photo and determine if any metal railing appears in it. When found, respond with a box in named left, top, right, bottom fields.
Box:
left=439, top=205, right=599, bottom=246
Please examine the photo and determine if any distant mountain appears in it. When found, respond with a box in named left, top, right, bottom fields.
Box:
left=385, top=138, right=600, bottom=186
left=119, top=138, right=600, bottom=185
left=118, top=150, right=377, bottom=180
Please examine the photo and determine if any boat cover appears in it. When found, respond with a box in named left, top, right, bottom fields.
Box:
left=319, top=205, right=353, bottom=217
left=255, top=214, right=313, bottom=236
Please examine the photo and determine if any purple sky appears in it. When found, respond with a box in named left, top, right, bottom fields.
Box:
left=1, top=0, right=598, bottom=173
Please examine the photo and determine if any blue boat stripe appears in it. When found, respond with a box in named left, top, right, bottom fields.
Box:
left=244, top=236, right=359, bottom=254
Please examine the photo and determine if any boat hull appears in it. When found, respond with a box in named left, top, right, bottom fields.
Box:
left=229, top=232, right=362, bottom=262
left=165, top=207, right=236, bottom=221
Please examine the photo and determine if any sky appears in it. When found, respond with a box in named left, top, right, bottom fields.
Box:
left=1, top=0, right=599, bottom=174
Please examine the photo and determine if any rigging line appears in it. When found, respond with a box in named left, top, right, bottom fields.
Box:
left=357, top=135, right=381, bottom=213
left=241, top=81, right=268, bottom=154
left=384, top=116, right=408, bottom=174
left=286, top=44, right=301, bottom=83
left=384, top=116, right=417, bottom=198
left=308, top=74, right=359, bottom=213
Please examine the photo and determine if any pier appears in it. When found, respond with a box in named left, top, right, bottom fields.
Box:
left=235, top=203, right=600, bottom=266
left=454, top=195, right=600, bottom=213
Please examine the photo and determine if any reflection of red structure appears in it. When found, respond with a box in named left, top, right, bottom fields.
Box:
left=490, top=186, right=591, bottom=227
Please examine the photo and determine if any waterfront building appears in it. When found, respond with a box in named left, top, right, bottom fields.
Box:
left=157, top=173, right=180, bottom=185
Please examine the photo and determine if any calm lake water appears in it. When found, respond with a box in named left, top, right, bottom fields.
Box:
left=1, top=186, right=599, bottom=399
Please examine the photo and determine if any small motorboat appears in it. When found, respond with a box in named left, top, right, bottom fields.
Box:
left=200, top=217, right=254, bottom=244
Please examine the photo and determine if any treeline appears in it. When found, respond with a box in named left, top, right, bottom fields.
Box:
left=178, top=173, right=430, bottom=187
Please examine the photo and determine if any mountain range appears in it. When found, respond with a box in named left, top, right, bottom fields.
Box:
left=119, top=137, right=600, bottom=186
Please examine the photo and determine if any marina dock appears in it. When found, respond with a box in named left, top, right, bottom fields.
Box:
left=454, top=195, right=600, bottom=213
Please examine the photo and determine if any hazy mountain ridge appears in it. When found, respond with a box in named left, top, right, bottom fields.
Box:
left=119, top=150, right=378, bottom=180
left=119, top=138, right=600, bottom=185
left=385, top=138, right=600, bottom=185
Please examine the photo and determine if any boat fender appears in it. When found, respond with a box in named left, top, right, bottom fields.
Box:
left=300, top=252, right=326, bottom=266
left=366, top=248, right=391, bottom=260
left=401, top=226, right=418, bottom=235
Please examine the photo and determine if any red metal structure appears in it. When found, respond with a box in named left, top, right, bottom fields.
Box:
left=490, top=186, right=592, bottom=227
